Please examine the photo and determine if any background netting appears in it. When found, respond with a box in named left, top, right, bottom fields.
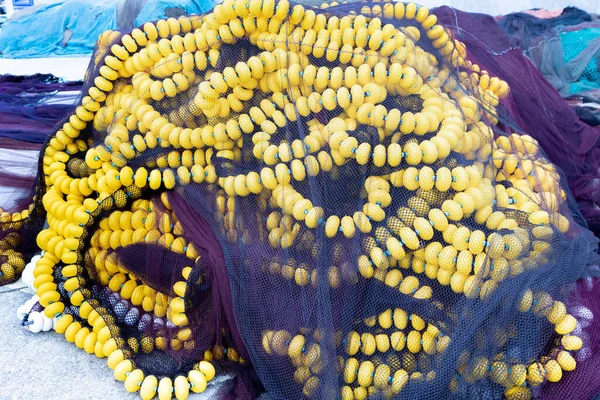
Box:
left=1, top=1, right=600, bottom=400
left=497, top=7, right=600, bottom=100
left=560, top=27, right=600, bottom=96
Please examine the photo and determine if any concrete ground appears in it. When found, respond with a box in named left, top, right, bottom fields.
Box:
left=0, top=280, right=227, bottom=400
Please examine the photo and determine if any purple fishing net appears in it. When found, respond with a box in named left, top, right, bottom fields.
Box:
left=0, top=74, right=82, bottom=143
left=0, top=74, right=82, bottom=216
left=1, top=2, right=600, bottom=400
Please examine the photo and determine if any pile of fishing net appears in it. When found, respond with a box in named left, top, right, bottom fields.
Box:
left=1, top=1, right=600, bottom=399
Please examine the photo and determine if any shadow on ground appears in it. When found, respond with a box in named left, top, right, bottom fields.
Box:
left=0, top=281, right=226, bottom=400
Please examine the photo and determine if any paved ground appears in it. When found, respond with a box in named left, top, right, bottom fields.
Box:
left=0, top=280, right=227, bottom=400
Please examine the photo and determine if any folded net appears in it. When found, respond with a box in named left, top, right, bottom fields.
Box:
left=1, top=1, right=599, bottom=400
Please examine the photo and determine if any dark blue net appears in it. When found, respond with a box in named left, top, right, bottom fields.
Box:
left=1, top=2, right=600, bottom=400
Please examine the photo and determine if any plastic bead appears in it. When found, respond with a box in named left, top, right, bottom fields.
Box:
left=198, top=361, right=215, bottom=381
left=504, top=387, right=532, bottom=400
left=557, top=351, right=576, bottom=371
left=555, top=314, right=577, bottom=335
left=561, top=335, right=583, bottom=351
left=391, top=369, right=409, bottom=394
left=174, top=375, right=190, bottom=400
left=44, top=301, right=65, bottom=319
left=545, top=360, right=562, bottom=382
left=357, top=361, right=374, bottom=388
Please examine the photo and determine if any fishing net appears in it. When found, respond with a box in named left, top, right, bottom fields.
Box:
left=497, top=8, right=600, bottom=101
left=1, top=1, right=600, bottom=400
left=433, top=5, right=600, bottom=255
left=0, top=74, right=82, bottom=145
left=560, top=27, right=600, bottom=96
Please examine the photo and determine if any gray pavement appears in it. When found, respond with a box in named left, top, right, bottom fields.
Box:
left=0, top=280, right=227, bottom=400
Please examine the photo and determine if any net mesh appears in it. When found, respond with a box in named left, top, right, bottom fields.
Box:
left=496, top=8, right=599, bottom=101
left=1, top=1, right=600, bottom=400
left=560, top=28, right=600, bottom=96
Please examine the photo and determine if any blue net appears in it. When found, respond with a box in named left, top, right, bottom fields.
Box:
left=498, top=7, right=600, bottom=100
left=560, top=28, right=600, bottom=96
left=0, top=0, right=215, bottom=58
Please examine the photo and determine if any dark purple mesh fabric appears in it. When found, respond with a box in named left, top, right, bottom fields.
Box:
left=0, top=74, right=81, bottom=214
left=0, top=163, right=36, bottom=189
left=0, top=103, right=78, bottom=142
left=117, top=242, right=191, bottom=296
left=0, top=74, right=81, bottom=101
left=169, top=188, right=265, bottom=399
left=168, top=190, right=248, bottom=361
left=0, top=74, right=82, bottom=143
left=0, top=138, right=43, bottom=150
left=433, top=6, right=600, bottom=236
left=2, top=2, right=600, bottom=400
